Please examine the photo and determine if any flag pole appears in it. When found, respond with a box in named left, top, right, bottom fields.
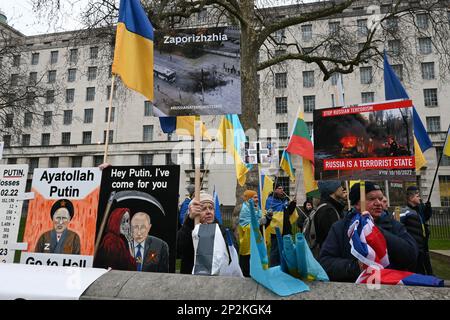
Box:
left=345, top=181, right=351, bottom=210
left=103, top=75, right=116, bottom=163
left=427, top=124, right=450, bottom=203
left=194, top=115, right=201, bottom=225
left=360, top=181, right=366, bottom=212
left=258, top=163, right=266, bottom=244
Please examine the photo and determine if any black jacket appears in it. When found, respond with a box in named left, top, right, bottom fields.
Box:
left=176, top=215, right=238, bottom=274
left=314, top=196, right=346, bottom=248
left=266, top=192, right=297, bottom=235
left=408, top=202, right=432, bottom=240
left=319, top=210, right=418, bottom=282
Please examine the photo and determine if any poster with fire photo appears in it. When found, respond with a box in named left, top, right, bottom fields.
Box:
left=313, top=99, right=416, bottom=181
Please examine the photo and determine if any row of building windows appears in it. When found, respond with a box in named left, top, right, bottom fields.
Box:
left=28, top=46, right=99, bottom=67
left=5, top=152, right=177, bottom=172
left=2, top=125, right=156, bottom=147
left=4, top=100, right=154, bottom=129
left=271, top=88, right=439, bottom=115
left=272, top=62, right=437, bottom=93
left=300, top=12, right=436, bottom=42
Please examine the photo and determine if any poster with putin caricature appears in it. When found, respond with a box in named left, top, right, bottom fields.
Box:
left=21, top=167, right=101, bottom=268
left=93, top=166, right=179, bottom=273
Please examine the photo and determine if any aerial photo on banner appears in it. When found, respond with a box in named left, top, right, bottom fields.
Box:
left=21, top=167, right=102, bottom=268
left=313, top=99, right=416, bottom=181
left=152, top=26, right=241, bottom=116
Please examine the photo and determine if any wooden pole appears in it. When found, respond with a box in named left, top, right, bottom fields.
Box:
left=345, top=181, right=351, bottom=210
left=194, top=115, right=201, bottom=225
left=385, top=180, right=390, bottom=207
left=360, top=181, right=366, bottom=212
left=427, top=124, right=450, bottom=203
left=257, top=163, right=266, bottom=244
left=103, top=75, right=116, bottom=163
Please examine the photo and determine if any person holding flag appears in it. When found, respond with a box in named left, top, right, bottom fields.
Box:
left=319, top=182, right=418, bottom=282
left=265, top=183, right=297, bottom=267
left=237, top=190, right=272, bottom=277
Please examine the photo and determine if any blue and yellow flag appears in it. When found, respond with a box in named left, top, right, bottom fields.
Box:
left=113, top=0, right=154, bottom=100
left=280, top=149, right=295, bottom=181
left=216, top=115, right=251, bottom=186
left=444, top=126, right=450, bottom=157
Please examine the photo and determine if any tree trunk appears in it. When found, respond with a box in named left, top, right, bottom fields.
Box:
left=235, top=2, right=259, bottom=206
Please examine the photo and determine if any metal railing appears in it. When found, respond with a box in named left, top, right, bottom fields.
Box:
left=429, top=208, right=450, bottom=240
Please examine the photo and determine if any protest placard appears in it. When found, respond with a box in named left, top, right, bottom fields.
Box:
left=94, top=166, right=180, bottom=273
left=0, top=165, right=28, bottom=263
left=153, top=27, right=241, bottom=116
left=314, top=100, right=415, bottom=181
left=21, top=167, right=101, bottom=267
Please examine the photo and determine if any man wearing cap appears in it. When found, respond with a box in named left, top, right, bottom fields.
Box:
left=401, top=186, right=433, bottom=275
left=35, top=199, right=81, bottom=254
left=178, top=184, right=195, bottom=228
left=319, top=182, right=417, bottom=282
left=177, top=190, right=238, bottom=274
left=265, top=183, right=297, bottom=267
left=312, top=181, right=347, bottom=255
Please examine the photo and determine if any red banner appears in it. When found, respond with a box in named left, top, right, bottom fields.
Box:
left=322, top=100, right=412, bottom=117
left=323, top=156, right=415, bottom=171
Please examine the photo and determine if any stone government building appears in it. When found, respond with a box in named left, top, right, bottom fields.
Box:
left=0, top=1, right=449, bottom=209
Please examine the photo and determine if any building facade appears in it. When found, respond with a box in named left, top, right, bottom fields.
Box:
left=1, top=1, right=449, bottom=208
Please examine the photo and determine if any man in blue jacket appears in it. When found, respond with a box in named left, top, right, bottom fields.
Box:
left=319, top=182, right=418, bottom=282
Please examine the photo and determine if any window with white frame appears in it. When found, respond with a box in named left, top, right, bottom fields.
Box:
left=303, top=71, right=314, bottom=88
left=86, top=87, right=95, bottom=101
left=426, top=116, right=440, bottom=132
left=66, top=89, right=75, bottom=103
left=105, top=107, right=115, bottom=122
left=50, top=51, right=58, bottom=64
left=69, top=48, right=78, bottom=63
left=275, top=97, right=288, bottom=114
left=424, top=88, right=438, bottom=107
left=301, top=24, right=312, bottom=41
left=41, top=133, right=50, bottom=146
left=392, top=64, right=403, bottom=81
left=84, top=109, right=94, bottom=123
left=63, top=110, right=72, bottom=125
left=140, top=154, right=153, bottom=166
left=361, top=92, right=375, bottom=103
left=416, top=13, right=429, bottom=29
left=31, top=52, right=39, bottom=65
left=82, top=131, right=92, bottom=144
left=276, top=123, right=288, bottom=139
left=62, top=132, right=71, bottom=145
left=275, top=72, right=287, bottom=88
left=48, top=70, right=56, bottom=83
left=421, top=62, right=435, bottom=80
left=43, top=111, right=52, bottom=126
left=24, top=112, right=32, bottom=127
left=68, top=68, right=76, bottom=82
left=357, top=19, right=368, bottom=37
left=303, top=95, right=316, bottom=112
left=143, top=125, right=153, bottom=142
left=88, top=66, right=97, bottom=81
left=22, top=134, right=30, bottom=146
left=144, top=101, right=153, bottom=116
left=360, top=67, right=373, bottom=84
left=90, top=46, right=98, bottom=59
left=419, top=37, right=432, bottom=54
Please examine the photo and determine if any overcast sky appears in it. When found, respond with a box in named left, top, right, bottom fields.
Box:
left=0, top=0, right=310, bottom=36
left=0, top=0, right=88, bottom=36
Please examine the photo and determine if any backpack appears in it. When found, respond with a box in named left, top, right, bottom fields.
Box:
left=302, top=203, right=340, bottom=258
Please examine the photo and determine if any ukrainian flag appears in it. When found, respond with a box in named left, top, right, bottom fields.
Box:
left=383, top=51, right=432, bottom=170
left=113, top=0, right=154, bottom=100
left=444, top=125, right=450, bottom=157
left=217, top=115, right=251, bottom=186
left=280, top=149, right=295, bottom=181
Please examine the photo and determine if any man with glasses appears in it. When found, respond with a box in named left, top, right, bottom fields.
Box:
left=177, top=190, right=237, bottom=274
left=35, top=199, right=81, bottom=254
left=130, top=212, right=169, bottom=273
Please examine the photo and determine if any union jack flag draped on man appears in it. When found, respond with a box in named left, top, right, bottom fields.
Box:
left=348, top=214, right=443, bottom=287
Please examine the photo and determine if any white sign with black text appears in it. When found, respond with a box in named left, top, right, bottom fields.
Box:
left=0, top=165, right=29, bottom=264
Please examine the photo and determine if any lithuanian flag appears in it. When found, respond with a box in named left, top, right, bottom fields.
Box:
left=286, top=114, right=314, bottom=162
